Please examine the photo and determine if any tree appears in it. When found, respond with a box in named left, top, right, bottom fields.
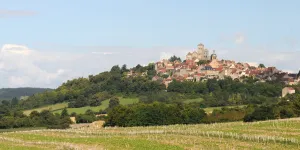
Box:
left=197, top=60, right=209, bottom=66
left=169, top=55, right=181, bottom=62
left=109, top=97, right=120, bottom=109
left=89, top=98, right=102, bottom=106
left=110, top=65, right=121, bottom=74
left=121, top=64, right=129, bottom=73
left=11, top=97, right=19, bottom=106
left=61, top=107, right=69, bottom=118
left=258, top=64, right=266, bottom=68
left=68, top=95, right=88, bottom=108
left=243, top=105, right=276, bottom=122
left=297, top=70, right=300, bottom=78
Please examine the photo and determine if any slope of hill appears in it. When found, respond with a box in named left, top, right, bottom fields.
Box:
left=0, top=88, right=52, bottom=100
left=0, top=118, right=299, bottom=149
left=23, top=97, right=139, bottom=115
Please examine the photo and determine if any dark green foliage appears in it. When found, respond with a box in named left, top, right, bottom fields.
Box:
left=108, top=97, right=120, bottom=109
left=244, top=105, right=276, bottom=122
left=89, top=98, right=102, bottom=106
left=0, top=109, right=71, bottom=129
left=70, top=112, right=77, bottom=117
left=197, top=60, right=210, bottom=66
left=76, top=109, right=97, bottom=123
left=168, top=77, right=282, bottom=107
left=104, top=102, right=207, bottom=127
left=181, top=107, right=206, bottom=124
left=61, top=107, right=69, bottom=118
left=121, top=64, right=129, bottom=73
left=68, top=95, right=88, bottom=108
left=258, top=63, right=266, bottom=68
left=11, top=97, right=19, bottom=106
left=169, top=55, right=181, bottom=62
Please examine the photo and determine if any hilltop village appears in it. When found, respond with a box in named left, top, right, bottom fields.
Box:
left=128, top=43, right=300, bottom=88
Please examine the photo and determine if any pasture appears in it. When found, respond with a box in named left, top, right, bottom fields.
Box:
left=0, top=118, right=300, bottom=149
left=23, top=98, right=139, bottom=115
left=23, top=102, right=68, bottom=115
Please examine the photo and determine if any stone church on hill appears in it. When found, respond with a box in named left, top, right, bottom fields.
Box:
left=186, top=43, right=210, bottom=61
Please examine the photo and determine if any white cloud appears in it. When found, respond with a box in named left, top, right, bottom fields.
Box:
left=91, top=52, right=120, bottom=55
left=0, top=44, right=68, bottom=88
left=1, top=44, right=32, bottom=55
left=235, top=34, right=245, bottom=44
left=0, top=42, right=298, bottom=88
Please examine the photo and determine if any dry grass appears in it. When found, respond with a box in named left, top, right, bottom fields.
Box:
left=1, top=118, right=300, bottom=150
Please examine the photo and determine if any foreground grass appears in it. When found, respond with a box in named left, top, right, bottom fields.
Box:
left=0, top=127, right=46, bottom=133
left=1, top=118, right=300, bottom=150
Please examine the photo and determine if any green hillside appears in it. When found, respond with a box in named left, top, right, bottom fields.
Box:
left=54, top=97, right=139, bottom=114
left=23, top=102, right=68, bottom=115
left=23, top=97, right=139, bottom=115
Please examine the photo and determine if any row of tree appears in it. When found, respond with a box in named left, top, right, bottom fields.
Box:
left=104, top=102, right=206, bottom=127
left=244, top=93, right=300, bottom=122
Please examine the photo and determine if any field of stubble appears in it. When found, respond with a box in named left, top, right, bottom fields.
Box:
left=1, top=118, right=300, bottom=150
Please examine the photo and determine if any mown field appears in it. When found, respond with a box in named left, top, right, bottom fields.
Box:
left=23, top=97, right=205, bottom=115
left=23, top=103, right=68, bottom=115
left=1, top=118, right=300, bottom=150
left=23, top=97, right=139, bottom=115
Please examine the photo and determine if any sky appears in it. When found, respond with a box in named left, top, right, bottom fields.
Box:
left=0, top=0, right=300, bottom=88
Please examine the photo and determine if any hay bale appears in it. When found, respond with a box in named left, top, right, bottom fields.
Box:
left=90, top=121, right=105, bottom=128
left=70, top=117, right=76, bottom=124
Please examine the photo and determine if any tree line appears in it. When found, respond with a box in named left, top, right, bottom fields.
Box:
left=0, top=98, right=71, bottom=129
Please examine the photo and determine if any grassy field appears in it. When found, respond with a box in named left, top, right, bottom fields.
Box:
left=1, top=118, right=300, bottom=149
left=53, top=97, right=139, bottom=114
left=23, top=103, right=68, bottom=115
left=0, top=127, right=46, bottom=133
left=182, top=97, right=204, bottom=104
left=24, top=97, right=243, bottom=115
left=23, top=97, right=139, bottom=115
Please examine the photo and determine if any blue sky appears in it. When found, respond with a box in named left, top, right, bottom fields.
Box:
left=0, top=0, right=299, bottom=88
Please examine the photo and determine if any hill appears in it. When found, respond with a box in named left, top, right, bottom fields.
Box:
left=0, top=88, right=52, bottom=100
left=23, top=97, right=139, bottom=115
left=0, top=118, right=299, bottom=149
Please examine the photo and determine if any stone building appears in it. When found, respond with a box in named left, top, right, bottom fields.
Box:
left=209, top=50, right=220, bottom=68
left=186, top=43, right=209, bottom=61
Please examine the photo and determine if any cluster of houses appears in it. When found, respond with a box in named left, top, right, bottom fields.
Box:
left=150, top=43, right=300, bottom=88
